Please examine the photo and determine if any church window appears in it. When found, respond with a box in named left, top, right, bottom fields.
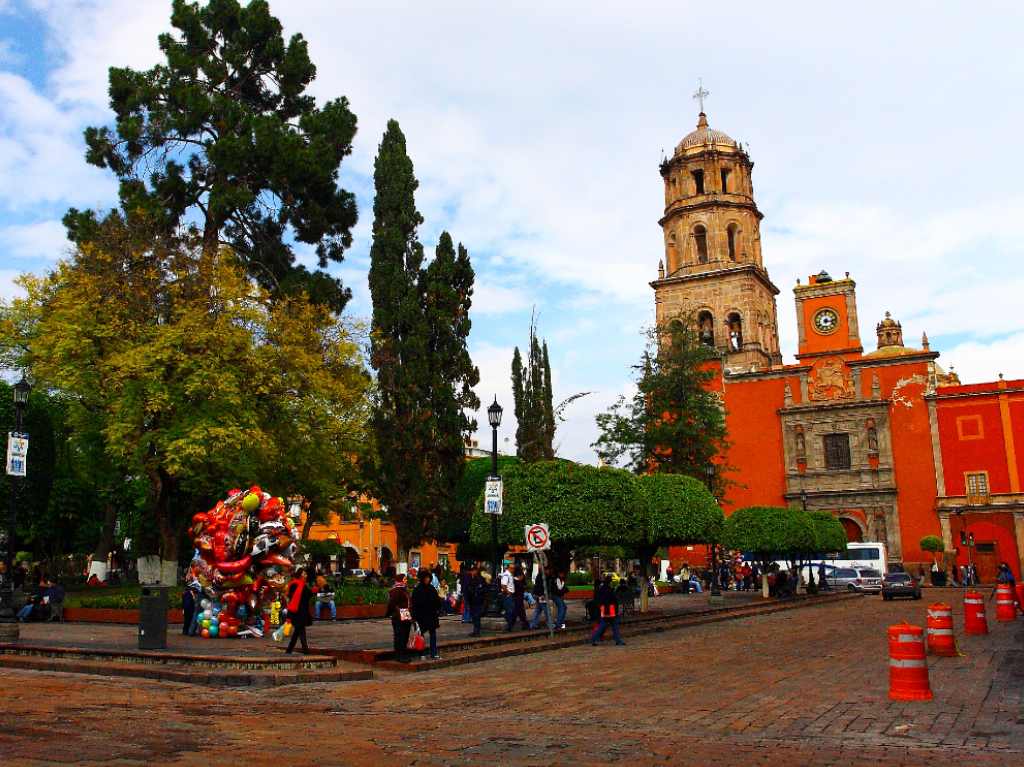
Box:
left=823, top=433, right=852, bottom=471
left=720, top=168, right=730, bottom=192
left=726, top=312, right=742, bottom=350
left=694, top=225, right=708, bottom=263
left=697, top=310, right=714, bottom=347
left=692, top=169, right=705, bottom=194
left=966, top=472, right=989, bottom=503
left=726, top=224, right=737, bottom=261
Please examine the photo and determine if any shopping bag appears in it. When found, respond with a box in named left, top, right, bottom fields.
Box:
left=282, top=619, right=293, bottom=637
left=413, top=632, right=426, bottom=651
left=407, top=623, right=421, bottom=650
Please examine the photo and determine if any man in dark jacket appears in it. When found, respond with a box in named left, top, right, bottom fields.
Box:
left=411, top=569, right=443, bottom=660
left=590, top=574, right=625, bottom=646
left=528, top=566, right=553, bottom=630
left=464, top=565, right=487, bottom=637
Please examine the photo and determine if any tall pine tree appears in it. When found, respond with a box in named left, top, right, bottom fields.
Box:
left=511, top=318, right=555, bottom=461
left=593, top=320, right=728, bottom=490
left=69, top=0, right=359, bottom=311
left=368, top=121, right=479, bottom=549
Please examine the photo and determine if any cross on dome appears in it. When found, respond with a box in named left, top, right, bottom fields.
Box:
left=692, top=78, right=710, bottom=114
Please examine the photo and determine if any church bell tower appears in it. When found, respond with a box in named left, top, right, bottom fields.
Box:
left=651, top=87, right=782, bottom=370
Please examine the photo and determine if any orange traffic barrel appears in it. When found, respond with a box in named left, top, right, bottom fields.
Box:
left=995, top=583, right=1017, bottom=622
left=963, top=590, right=988, bottom=635
left=925, top=603, right=956, bottom=657
left=888, top=622, right=932, bottom=701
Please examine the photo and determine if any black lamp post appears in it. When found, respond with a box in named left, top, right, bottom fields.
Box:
left=799, top=489, right=813, bottom=589
left=1, top=376, right=30, bottom=624
left=487, top=397, right=503, bottom=612
left=705, top=463, right=722, bottom=600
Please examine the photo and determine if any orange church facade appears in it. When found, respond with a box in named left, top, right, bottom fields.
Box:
left=659, top=110, right=1023, bottom=580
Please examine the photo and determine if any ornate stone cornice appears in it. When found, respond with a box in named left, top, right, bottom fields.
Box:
left=650, top=263, right=780, bottom=296
left=659, top=196, right=762, bottom=226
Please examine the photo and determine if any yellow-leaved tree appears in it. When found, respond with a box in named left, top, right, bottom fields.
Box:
left=0, top=214, right=371, bottom=583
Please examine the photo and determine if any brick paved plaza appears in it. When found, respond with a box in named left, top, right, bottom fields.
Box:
left=0, top=594, right=1021, bottom=766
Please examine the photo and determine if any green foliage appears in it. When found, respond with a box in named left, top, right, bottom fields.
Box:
left=919, top=534, right=945, bottom=554
left=593, top=321, right=727, bottom=487
left=721, top=506, right=817, bottom=565
left=807, top=511, right=848, bottom=553
left=0, top=217, right=370, bottom=564
left=442, top=456, right=521, bottom=542
left=512, top=318, right=555, bottom=461
left=65, top=585, right=185, bottom=610
left=302, top=539, right=345, bottom=559
left=566, top=571, right=594, bottom=586
left=368, top=120, right=479, bottom=549
left=636, top=473, right=724, bottom=546
left=469, top=461, right=640, bottom=548
left=68, top=0, right=359, bottom=311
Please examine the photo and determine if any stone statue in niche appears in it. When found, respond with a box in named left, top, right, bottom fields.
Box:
left=699, top=314, right=714, bottom=346
left=795, top=427, right=806, bottom=459
left=866, top=419, right=879, bottom=453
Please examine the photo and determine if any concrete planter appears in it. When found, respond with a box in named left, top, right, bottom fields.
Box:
left=313, top=603, right=387, bottom=620
left=63, top=607, right=185, bottom=624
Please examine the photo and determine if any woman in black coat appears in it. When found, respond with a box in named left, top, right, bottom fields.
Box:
left=285, top=567, right=314, bottom=654
left=411, top=569, right=443, bottom=660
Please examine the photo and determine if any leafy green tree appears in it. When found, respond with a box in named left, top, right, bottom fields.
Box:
left=635, top=472, right=723, bottom=610
left=443, top=456, right=521, bottom=545
left=593, top=321, right=727, bottom=488
left=368, top=121, right=479, bottom=550
left=0, top=218, right=370, bottom=583
left=722, top=506, right=817, bottom=595
left=67, top=0, right=359, bottom=311
left=808, top=511, right=848, bottom=554
left=919, top=534, right=944, bottom=566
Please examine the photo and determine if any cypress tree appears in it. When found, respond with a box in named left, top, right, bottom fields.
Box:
left=511, top=347, right=526, bottom=458
left=541, top=341, right=555, bottom=460
left=511, top=318, right=556, bottom=462
left=368, top=120, right=431, bottom=549
left=369, top=121, right=479, bottom=549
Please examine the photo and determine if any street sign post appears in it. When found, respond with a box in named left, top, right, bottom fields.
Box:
left=484, top=477, right=503, bottom=515
left=524, top=523, right=555, bottom=637
left=5, top=432, right=28, bottom=477
left=524, top=523, right=550, bottom=551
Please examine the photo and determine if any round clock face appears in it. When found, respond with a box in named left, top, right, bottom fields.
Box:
left=813, top=308, right=840, bottom=334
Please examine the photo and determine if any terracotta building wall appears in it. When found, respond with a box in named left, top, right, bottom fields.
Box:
left=869, top=361, right=943, bottom=564
left=720, top=375, right=790, bottom=512
left=936, top=397, right=1010, bottom=494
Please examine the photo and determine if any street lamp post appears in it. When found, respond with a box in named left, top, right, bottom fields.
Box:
left=705, top=463, right=723, bottom=603
left=487, top=397, right=503, bottom=614
left=1, top=376, right=30, bottom=629
left=800, top=489, right=814, bottom=590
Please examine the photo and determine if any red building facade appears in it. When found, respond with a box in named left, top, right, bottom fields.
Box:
left=658, top=111, right=1023, bottom=580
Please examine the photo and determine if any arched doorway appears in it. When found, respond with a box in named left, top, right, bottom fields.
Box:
left=840, top=517, right=863, bottom=543
left=342, top=546, right=360, bottom=571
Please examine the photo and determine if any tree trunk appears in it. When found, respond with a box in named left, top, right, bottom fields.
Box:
left=141, top=467, right=179, bottom=586
left=88, top=503, right=117, bottom=582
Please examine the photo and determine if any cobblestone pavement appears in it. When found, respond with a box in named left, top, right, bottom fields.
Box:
left=1, top=595, right=1021, bottom=766
left=16, top=590, right=761, bottom=653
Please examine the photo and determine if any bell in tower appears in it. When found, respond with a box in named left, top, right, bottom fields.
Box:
left=651, top=84, right=783, bottom=370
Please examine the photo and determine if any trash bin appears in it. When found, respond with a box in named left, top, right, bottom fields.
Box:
left=138, top=586, right=168, bottom=650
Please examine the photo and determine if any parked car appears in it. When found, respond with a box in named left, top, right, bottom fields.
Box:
left=881, top=572, right=922, bottom=600
left=825, top=567, right=860, bottom=591
left=851, top=567, right=884, bottom=593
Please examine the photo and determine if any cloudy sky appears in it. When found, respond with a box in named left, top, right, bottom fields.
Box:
left=1, top=1, right=1022, bottom=463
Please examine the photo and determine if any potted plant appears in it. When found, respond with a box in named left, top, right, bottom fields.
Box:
left=920, top=535, right=946, bottom=586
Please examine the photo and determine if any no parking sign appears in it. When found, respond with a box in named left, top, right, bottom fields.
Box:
left=525, top=523, right=550, bottom=551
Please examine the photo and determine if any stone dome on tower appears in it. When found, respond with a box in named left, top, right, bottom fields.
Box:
left=675, top=113, right=738, bottom=155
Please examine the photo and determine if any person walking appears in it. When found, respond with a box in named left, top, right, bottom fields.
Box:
left=590, top=574, right=625, bottom=646
left=459, top=563, right=475, bottom=624
left=411, top=569, right=443, bottom=660
left=500, top=562, right=516, bottom=631
left=528, top=565, right=553, bottom=630
left=552, top=570, right=568, bottom=629
left=181, top=587, right=196, bottom=636
left=464, top=564, right=487, bottom=637
left=284, top=568, right=314, bottom=655
left=385, top=573, right=412, bottom=662
left=512, top=565, right=529, bottom=630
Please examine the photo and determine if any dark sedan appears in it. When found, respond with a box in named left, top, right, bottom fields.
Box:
left=881, top=572, right=922, bottom=600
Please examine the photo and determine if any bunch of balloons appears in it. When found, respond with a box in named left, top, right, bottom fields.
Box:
left=185, top=485, right=299, bottom=638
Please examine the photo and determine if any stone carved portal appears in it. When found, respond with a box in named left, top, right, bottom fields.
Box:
left=808, top=357, right=855, bottom=401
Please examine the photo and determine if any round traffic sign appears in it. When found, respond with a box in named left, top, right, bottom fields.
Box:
left=526, top=523, right=549, bottom=550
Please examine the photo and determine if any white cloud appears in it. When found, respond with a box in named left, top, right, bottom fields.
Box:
left=7, top=0, right=1024, bottom=461
left=0, top=219, right=69, bottom=261
left=940, top=334, right=1024, bottom=386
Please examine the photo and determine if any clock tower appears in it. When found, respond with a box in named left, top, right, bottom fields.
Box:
left=794, top=270, right=863, bottom=360
left=651, top=99, right=782, bottom=370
